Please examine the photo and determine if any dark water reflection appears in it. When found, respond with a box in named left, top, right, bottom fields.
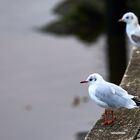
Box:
left=0, top=0, right=107, bottom=140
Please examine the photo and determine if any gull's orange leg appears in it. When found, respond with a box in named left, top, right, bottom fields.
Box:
left=105, top=111, right=115, bottom=125
left=102, top=110, right=116, bottom=125
left=102, top=110, right=109, bottom=125
left=111, top=110, right=116, bottom=121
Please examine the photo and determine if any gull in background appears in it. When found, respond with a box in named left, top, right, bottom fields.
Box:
left=80, top=73, right=140, bottom=125
left=119, top=12, right=140, bottom=47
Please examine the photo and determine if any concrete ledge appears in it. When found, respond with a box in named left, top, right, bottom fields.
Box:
left=85, top=48, right=140, bottom=140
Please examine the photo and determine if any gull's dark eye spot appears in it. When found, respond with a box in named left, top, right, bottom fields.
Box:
left=126, top=16, right=129, bottom=19
left=89, top=78, right=93, bottom=81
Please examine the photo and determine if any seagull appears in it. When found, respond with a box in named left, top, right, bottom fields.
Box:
left=80, top=73, right=140, bottom=125
left=119, top=12, right=140, bottom=47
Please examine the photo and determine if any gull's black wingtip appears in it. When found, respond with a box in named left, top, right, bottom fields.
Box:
left=132, top=98, right=140, bottom=106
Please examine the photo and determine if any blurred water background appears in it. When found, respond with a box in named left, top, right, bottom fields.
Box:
left=1, top=0, right=140, bottom=140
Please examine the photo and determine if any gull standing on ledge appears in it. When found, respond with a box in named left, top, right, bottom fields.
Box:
left=80, top=73, right=140, bottom=125
left=119, top=12, right=140, bottom=47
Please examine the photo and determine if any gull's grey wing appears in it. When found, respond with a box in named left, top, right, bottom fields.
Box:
left=95, top=82, right=134, bottom=108
left=131, top=34, right=140, bottom=43
left=108, top=82, right=133, bottom=98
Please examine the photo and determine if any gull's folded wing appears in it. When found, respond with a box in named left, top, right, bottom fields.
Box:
left=131, top=34, right=140, bottom=43
left=95, top=82, right=134, bottom=108
left=109, top=83, right=134, bottom=99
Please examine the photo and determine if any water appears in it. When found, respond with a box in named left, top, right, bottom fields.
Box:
left=0, top=0, right=107, bottom=140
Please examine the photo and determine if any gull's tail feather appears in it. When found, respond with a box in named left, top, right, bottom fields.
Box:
left=132, top=98, right=140, bottom=106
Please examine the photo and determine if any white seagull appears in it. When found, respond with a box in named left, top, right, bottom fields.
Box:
left=80, top=73, right=140, bottom=125
left=119, top=12, right=140, bottom=47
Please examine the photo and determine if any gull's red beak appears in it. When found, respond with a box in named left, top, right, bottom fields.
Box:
left=80, top=80, right=88, bottom=84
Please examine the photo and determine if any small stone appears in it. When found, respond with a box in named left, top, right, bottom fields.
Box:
left=124, top=129, right=128, bottom=132
left=124, top=74, right=128, bottom=78
left=126, top=84, right=130, bottom=87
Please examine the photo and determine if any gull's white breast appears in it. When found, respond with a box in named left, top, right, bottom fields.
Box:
left=88, top=85, right=109, bottom=108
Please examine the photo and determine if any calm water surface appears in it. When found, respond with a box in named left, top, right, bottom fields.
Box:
left=0, top=0, right=107, bottom=140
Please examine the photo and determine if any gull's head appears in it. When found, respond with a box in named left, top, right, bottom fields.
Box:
left=119, top=12, right=138, bottom=24
left=80, top=73, right=103, bottom=85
